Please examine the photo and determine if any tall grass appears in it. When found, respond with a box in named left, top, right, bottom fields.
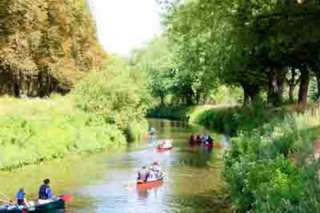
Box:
left=192, top=103, right=290, bottom=135
left=0, top=57, right=151, bottom=170
left=224, top=106, right=320, bottom=212
left=0, top=97, right=127, bottom=170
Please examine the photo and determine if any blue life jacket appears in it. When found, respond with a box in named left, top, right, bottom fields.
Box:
left=16, top=191, right=25, bottom=200
left=38, top=184, right=51, bottom=199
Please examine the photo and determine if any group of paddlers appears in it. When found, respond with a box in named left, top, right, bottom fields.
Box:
left=189, top=134, right=214, bottom=149
left=137, top=161, right=163, bottom=183
left=2, top=178, right=54, bottom=208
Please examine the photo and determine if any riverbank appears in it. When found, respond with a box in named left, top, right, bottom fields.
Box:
left=0, top=96, right=147, bottom=171
left=0, top=119, right=231, bottom=212
left=149, top=104, right=320, bottom=211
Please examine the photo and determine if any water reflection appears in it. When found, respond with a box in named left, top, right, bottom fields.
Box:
left=0, top=119, right=227, bottom=212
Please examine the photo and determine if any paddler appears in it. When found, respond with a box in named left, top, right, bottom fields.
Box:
left=150, top=161, right=162, bottom=178
left=137, top=166, right=150, bottom=183
left=16, top=188, right=28, bottom=206
left=38, top=178, right=53, bottom=201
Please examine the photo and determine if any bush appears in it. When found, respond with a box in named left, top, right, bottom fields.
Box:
left=146, top=105, right=190, bottom=120
left=74, top=56, right=151, bottom=141
left=224, top=107, right=320, bottom=212
left=0, top=103, right=126, bottom=170
left=0, top=56, right=152, bottom=170
left=194, top=103, right=288, bottom=135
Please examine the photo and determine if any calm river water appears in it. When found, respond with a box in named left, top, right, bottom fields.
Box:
left=0, top=119, right=229, bottom=212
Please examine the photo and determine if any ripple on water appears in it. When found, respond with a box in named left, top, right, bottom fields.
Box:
left=1, top=119, right=229, bottom=212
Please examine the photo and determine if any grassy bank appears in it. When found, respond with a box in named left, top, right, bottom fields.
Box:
left=147, top=104, right=222, bottom=122
left=0, top=57, right=151, bottom=171
left=0, top=96, right=147, bottom=171
left=147, top=105, right=191, bottom=120
left=194, top=105, right=320, bottom=211
left=223, top=108, right=320, bottom=212
left=151, top=104, right=320, bottom=211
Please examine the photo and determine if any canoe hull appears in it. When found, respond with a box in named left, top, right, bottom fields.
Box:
left=156, top=146, right=173, bottom=152
left=137, top=177, right=163, bottom=190
left=0, top=199, right=65, bottom=213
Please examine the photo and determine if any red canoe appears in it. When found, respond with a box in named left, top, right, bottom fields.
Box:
left=137, top=176, right=164, bottom=190
left=201, top=143, right=213, bottom=150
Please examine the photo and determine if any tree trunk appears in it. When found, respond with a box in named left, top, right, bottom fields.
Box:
left=241, top=83, right=250, bottom=106
left=289, top=85, right=294, bottom=103
left=288, top=69, right=297, bottom=103
left=241, top=83, right=260, bottom=106
left=185, top=87, right=194, bottom=105
left=248, top=85, right=260, bottom=103
left=316, top=72, right=320, bottom=100
left=195, top=90, right=201, bottom=105
left=243, top=88, right=250, bottom=106
left=298, top=67, right=310, bottom=105
left=267, top=67, right=285, bottom=106
left=160, top=94, right=165, bottom=106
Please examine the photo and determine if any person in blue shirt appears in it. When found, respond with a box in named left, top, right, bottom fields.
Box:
left=16, top=188, right=27, bottom=206
left=38, top=178, right=53, bottom=200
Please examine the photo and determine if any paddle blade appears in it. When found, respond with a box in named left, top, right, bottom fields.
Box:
left=59, top=194, right=73, bottom=203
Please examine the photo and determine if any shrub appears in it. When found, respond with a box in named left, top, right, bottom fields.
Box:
left=224, top=107, right=320, bottom=212
left=0, top=106, right=126, bottom=170
left=74, top=57, right=151, bottom=140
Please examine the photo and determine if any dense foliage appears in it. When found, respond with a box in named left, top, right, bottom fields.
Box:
left=132, top=37, right=175, bottom=106
left=0, top=97, right=126, bottom=170
left=224, top=108, right=320, bottom=212
left=0, top=56, right=151, bottom=170
left=74, top=56, right=151, bottom=141
left=0, top=0, right=104, bottom=97
left=187, top=103, right=320, bottom=211
left=143, top=0, right=320, bottom=106
left=146, top=4, right=320, bottom=209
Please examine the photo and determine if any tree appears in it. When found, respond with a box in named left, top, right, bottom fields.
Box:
left=0, top=0, right=104, bottom=97
left=131, top=36, right=175, bottom=105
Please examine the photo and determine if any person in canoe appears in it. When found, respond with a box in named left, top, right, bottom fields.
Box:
left=202, top=134, right=214, bottom=149
left=16, top=188, right=28, bottom=207
left=150, top=161, right=162, bottom=178
left=137, top=166, right=150, bottom=183
left=38, top=178, right=53, bottom=202
left=149, top=127, right=156, bottom=136
left=159, top=139, right=173, bottom=149
left=189, top=134, right=197, bottom=146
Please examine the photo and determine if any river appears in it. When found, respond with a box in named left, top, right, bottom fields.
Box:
left=0, top=119, right=229, bottom=212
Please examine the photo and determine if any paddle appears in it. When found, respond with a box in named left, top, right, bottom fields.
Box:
left=59, top=194, right=73, bottom=203
left=0, top=198, right=13, bottom=204
left=0, top=191, right=10, bottom=201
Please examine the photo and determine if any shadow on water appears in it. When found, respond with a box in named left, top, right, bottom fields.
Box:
left=167, top=190, right=231, bottom=213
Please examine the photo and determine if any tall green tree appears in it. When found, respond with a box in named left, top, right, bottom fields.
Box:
left=132, top=37, right=175, bottom=106
left=161, top=0, right=320, bottom=105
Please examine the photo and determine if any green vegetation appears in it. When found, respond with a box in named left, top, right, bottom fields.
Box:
left=147, top=105, right=190, bottom=120
left=193, top=104, right=288, bottom=135
left=138, top=0, right=320, bottom=107
left=2, top=0, right=320, bottom=210
left=0, top=57, right=151, bottom=170
left=161, top=103, right=318, bottom=211
left=224, top=107, right=320, bottom=212
left=139, top=2, right=320, bottom=210
left=0, top=97, right=126, bottom=170
left=0, top=1, right=151, bottom=171
left=74, top=56, right=151, bottom=141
